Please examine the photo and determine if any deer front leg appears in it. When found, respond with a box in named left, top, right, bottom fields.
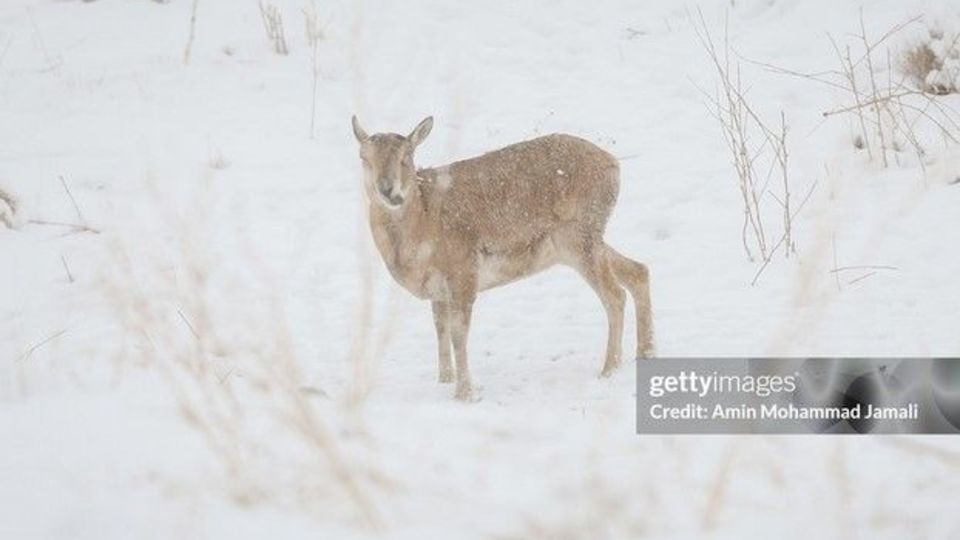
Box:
left=431, top=300, right=454, bottom=383
left=448, top=277, right=477, bottom=401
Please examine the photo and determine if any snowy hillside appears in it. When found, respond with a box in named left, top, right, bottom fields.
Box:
left=2, top=0, right=960, bottom=538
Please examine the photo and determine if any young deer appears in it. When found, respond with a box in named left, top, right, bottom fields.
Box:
left=351, top=116, right=654, bottom=400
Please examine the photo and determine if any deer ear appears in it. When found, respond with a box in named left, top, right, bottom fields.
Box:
left=351, top=115, right=369, bottom=143
left=408, top=116, right=433, bottom=147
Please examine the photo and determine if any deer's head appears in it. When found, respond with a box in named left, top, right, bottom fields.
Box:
left=351, top=115, right=433, bottom=210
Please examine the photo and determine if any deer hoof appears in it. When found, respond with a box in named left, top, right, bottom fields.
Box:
left=438, top=369, right=454, bottom=384
left=454, top=381, right=478, bottom=402
left=599, top=362, right=620, bottom=378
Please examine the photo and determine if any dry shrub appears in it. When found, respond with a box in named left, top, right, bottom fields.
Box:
left=753, top=12, right=960, bottom=171
left=822, top=16, right=960, bottom=168
left=902, top=42, right=941, bottom=90
left=692, top=10, right=816, bottom=283
left=0, top=185, right=18, bottom=228
left=100, top=175, right=384, bottom=529
left=901, top=28, right=960, bottom=95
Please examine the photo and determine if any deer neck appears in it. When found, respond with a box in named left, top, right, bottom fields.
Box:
left=368, top=182, right=436, bottom=294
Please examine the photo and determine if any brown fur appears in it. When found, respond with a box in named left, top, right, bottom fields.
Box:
left=352, top=116, right=654, bottom=400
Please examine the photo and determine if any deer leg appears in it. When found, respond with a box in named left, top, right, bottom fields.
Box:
left=572, top=243, right=626, bottom=377
left=431, top=301, right=454, bottom=383
left=448, top=278, right=477, bottom=401
left=604, top=245, right=655, bottom=359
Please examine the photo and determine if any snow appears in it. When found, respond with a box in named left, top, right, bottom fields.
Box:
left=2, top=0, right=960, bottom=538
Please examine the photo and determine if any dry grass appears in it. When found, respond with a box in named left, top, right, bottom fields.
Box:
left=100, top=174, right=385, bottom=529
left=259, top=1, right=289, bottom=55
left=901, top=27, right=960, bottom=95
left=19, top=175, right=100, bottom=235
left=304, top=1, right=325, bottom=138
left=182, top=0, right=200, bottom=65
left=0, top=184, right=18, bottom=228
left=902, top=42, right=942, bottom=91
left=207, top=145, right=229, bottom=170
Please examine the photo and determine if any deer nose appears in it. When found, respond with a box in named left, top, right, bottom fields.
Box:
left=386, top=193, right=403, bottom=206
left=378, top=180, right=403, bottom=206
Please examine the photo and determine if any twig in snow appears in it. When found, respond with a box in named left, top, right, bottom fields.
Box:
left=27, top=219, right=100, bottom=235
left=59, top=175, right=87, bottom=226
left=215, top=367, right=235, bottom=385
left=61, top=254, right=74, bottom=283
left=829, top=264, right=900, bottom=273
left=847, top=271, right=877, bottom=285
left=25, top=176, right=101, bottom=235
left=18, top=328, right=69, bottom=362
left=183, top=0, right=200, bottom=65
left=750, top=232, right=787, bottom=286
left=831, top=234, right=841, bottom=291
left=177, top=308, right=201, bottom=342
left=749, top=178, right=818, bottom=286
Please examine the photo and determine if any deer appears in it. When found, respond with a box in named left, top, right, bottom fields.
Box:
left=351, top=115, right=654, bottom=400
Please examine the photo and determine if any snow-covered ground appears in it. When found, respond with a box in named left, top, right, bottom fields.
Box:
left=2, top=0, right=960, bottom=538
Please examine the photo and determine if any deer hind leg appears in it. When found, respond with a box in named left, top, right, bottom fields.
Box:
left=604, top=244, right=655, bottom=359
left=570, top=240, right=626, bottom=377
left=431, top=301, right=454, bottom=383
